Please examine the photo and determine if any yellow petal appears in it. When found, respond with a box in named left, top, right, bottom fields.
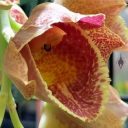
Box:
left=85, top=108, right=124, bottom=128
left=54, top=0, right=126, bottom=16
left=109, top=16, right=128, bottom=51
left=107, top=86, right=128, bottom=118
left=39, top=103, right=124, bottom=128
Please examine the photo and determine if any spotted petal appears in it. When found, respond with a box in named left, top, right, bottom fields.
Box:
left=83, top=25, right=124, bottom=61
left=4, top=3, right=124, bottom=122
left=109, top=16, right=128, bottom=51
left=9, top=4, right=28, bottom=32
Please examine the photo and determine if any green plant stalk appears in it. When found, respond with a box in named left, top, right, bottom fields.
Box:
left=0, top=73, right=11, bottom=126
left=0, top=22, right=7, bottom=72
left=8, top=92, right=24, bottom=128
left=0, top=10, right=9, bottom=125
left=0, top=9, right=23, bottom=128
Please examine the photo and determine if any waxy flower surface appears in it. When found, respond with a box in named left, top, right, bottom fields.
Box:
left=4, top=2, right=127, bottom=126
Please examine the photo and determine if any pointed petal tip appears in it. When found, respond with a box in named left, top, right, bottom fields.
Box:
left=77, top=14, right=105, bottom=29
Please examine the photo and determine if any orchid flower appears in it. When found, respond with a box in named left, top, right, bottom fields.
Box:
left=4, top=2, right=127, bottom=128
left=0, top=0, right=27, bottom=127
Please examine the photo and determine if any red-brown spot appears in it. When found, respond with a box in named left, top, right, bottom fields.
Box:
left=44, top=23, right=106, bottom=119
left=86, top=26, right=124, bottom=61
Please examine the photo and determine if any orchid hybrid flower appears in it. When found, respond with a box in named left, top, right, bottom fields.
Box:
left=0, top=0, right=27, bottom=127
left=4, top=1, right=128, bottom=127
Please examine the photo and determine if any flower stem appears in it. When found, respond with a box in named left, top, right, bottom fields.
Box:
left=0, top=73, right=11, bottom=126
left=8, top=92, right=24, bottom=128
left=0, top=9, right=23, bottom=128
left=0, top=9, right=9, bottom=126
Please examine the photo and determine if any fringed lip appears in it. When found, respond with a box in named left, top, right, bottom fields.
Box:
left=4, top=2, right=125, bottom=123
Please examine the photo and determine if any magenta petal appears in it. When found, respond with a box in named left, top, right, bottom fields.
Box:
left=77, top=14, right=105, bottom=29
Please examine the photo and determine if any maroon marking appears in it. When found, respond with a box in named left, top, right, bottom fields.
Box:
left=48, top=23, right=104, bottom=119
